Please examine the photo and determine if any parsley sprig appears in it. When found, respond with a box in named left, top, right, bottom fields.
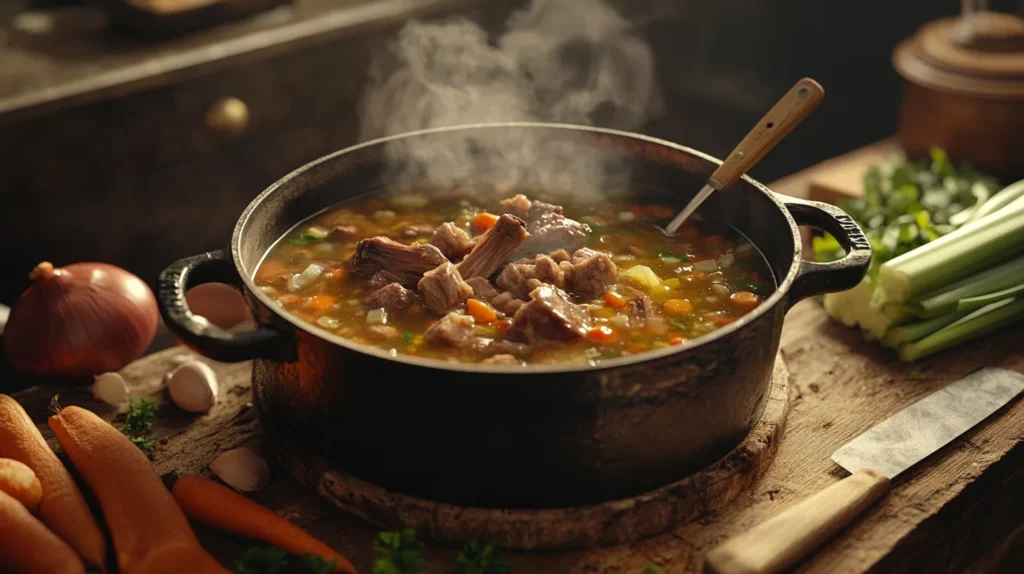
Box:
left=234, top=546, right=337, bottom=574
left=119, top=398, right=157, bottom=453
left=373, top=529, right=426, bottom=574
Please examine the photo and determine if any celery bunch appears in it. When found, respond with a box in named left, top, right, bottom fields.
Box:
left=814, top=149, right=1024, bottom=361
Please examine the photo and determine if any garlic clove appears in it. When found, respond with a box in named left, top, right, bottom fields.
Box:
left=209, top=447, right=271, bottom=492
left=92, top=372, right=129, bottom=406
left=166, top=360, right=219, bottom=413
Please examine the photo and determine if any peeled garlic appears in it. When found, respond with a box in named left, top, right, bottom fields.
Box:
left=210, top=447, right=271, bottom=492
left=92, top=372, right=128, bottom=406
left=166, top=360, right=218, bottom=413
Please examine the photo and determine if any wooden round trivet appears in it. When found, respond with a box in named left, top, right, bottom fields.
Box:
left=261, top=355, right=790, bottom=550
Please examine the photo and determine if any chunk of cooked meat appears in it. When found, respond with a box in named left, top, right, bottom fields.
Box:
left=481, top=354, right=522, bottom=366
left=417, top=262, right=474, bottom=313
left=505, top=285, right=591, bottom=344
left=522, top=212, right=590, bottom=256
left=496, top=254, right=566, bottom=299
left=499, top=194, right=564, bottom=220
left=486, top=339, right=531, bottom=357
left=368, top=269, right=403, bottom=291
left=429, top=222, right=474, bottom=261
left=456, top=214, right=529, bottom=279
left=424, top=312, right=482, bottom=349
left=402, top=223, right=436, bottom=238
left=332, top=224, right=359, bottom=238
left=490, top=291, right=526, bottom=316
left=571, top=247, right=602, bottom=263
left=548, top=249, right=571, bottom=263
left=563, top=249, right=617, bottom=299
left=464, top=277, right=498, bottom=300
left=497, top=194, right=533, bottom=219
left=366, top=282, right=418, bottom=314
left=368, top=325, right=401, bottom=340
left=352, top=236, right=448, bottom=286
left=628, top=295, right=656, bottom=327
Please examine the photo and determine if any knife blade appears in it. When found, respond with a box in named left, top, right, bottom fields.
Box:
left=705, top=367, right=1024, bottom=574
left=832, top=367, right=1024, bottom=479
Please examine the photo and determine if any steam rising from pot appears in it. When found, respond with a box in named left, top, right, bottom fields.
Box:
left=359, top=0, right=663, bottom=199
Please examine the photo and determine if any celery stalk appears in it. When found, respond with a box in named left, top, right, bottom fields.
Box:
left=957, top=283, right=1024, bottom=313
left=907, top=255, right=1024, bottom=318
left=877, top=197, right=1024, bottom=305
left=881, top=309, right=971, bottom=347
left=964, top=179, right=1024, bottom=224
left=898, top=297, right=1024, bottom=362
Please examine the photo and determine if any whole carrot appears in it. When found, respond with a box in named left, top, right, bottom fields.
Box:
left=0, top=457, right=43, bottom=510
left=0, top=394, right=107, bottom=570
left=171, top=474, right=358, bottom=573
left=0, top=489, right=86, bottom=574
left=49, top=405, right=229, bottom=574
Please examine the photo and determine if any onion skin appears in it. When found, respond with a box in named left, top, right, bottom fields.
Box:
left=3, top=262, right=159, bottom=380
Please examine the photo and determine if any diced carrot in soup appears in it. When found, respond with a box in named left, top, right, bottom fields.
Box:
left=251, top=190, right=774, bottom=365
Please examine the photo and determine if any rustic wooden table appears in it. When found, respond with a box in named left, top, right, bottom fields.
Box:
left=7, top=145, right=1024, bottom=573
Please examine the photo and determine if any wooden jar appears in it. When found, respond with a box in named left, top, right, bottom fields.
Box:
left=892, top=12, right=1024, bottom=178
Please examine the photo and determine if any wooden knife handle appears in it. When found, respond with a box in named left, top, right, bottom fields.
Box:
left=704, top=468, right=890, bottom=574
left=709, top=77, right=824, bottom=191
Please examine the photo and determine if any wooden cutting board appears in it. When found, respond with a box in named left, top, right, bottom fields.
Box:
left=9, top=300, right=1024, bottom=573
left=772, top=139, right=900, bottom=205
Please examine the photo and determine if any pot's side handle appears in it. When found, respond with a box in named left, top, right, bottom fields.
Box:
left=782, top=196, right=872, bottom=305
left=157, top=249, right=295, bottom=363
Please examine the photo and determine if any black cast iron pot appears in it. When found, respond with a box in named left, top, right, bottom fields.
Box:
left=158, top=123, right=871, bottom=509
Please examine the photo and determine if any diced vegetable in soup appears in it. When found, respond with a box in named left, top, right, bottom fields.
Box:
left=253, top=191, right=775, bottom=366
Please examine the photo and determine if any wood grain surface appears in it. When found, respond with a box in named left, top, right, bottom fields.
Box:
left=9, top=299, right=1023, bottom=573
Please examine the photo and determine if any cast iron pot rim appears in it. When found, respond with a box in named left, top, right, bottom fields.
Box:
left=231, top=122, right=804, bottom=375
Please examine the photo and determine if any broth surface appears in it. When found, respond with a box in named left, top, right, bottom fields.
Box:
left=253, top=190, right=775, bottom=366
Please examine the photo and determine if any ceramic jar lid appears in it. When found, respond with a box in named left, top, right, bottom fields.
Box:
left=893, top=12, right=1024, bottom=98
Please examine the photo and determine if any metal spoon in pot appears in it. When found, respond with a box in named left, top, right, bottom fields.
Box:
left=662, top=77, right=825, bottom=235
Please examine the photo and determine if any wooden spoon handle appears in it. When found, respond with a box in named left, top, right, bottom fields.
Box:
left=703, top=468, right=890, bottom=574
left=709, top=77, right=824, bottom=190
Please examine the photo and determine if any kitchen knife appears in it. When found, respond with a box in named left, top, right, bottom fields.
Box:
left=704, top=367, right=1024, bottom=574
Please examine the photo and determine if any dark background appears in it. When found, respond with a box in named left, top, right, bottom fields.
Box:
left=634, top=0, right=1021, bottom=182
left=0, top=0, right=1022, bottom=309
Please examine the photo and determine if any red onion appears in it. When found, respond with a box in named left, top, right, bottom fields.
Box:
left=3, top=262, right=159, bottom=380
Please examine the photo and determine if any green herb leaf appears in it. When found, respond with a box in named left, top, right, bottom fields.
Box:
left=457, top=541, right=511, bottom=574
left=289, top=232, right=321, bottom=246
left=296, top=554, right=339, bottom=574
left=642, top=566, right=667, bottom=574
left=668, top=319, right=688, bottom=331
left=120, top=398, right=157, bottom=453
left=906, top=369, right=926, bottom=381
left=816, top=148, right=1000, bottom=277
left=401, top=332, right=414, bottom=343
left=373, top=529, right=426, bottom=574
left=235, top=546, right=289, bottom=574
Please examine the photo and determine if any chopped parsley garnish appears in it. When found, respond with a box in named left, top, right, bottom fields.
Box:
left=120, top=398, right=157, bottom=453
left=234, top=546, right=337, bottom=574
left=373, top=529, right=426, bottom=574
left=289, top=232, right=321, bottom=246
left=456, top=540, right=511, bottom=574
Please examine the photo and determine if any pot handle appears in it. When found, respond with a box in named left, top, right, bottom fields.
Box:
left=157, top=249, right=294, bottom=363
left=782, top=196, right=872, bottom=304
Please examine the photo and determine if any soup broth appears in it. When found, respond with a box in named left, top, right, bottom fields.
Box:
left=253, top=190, right=775, bottom=366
